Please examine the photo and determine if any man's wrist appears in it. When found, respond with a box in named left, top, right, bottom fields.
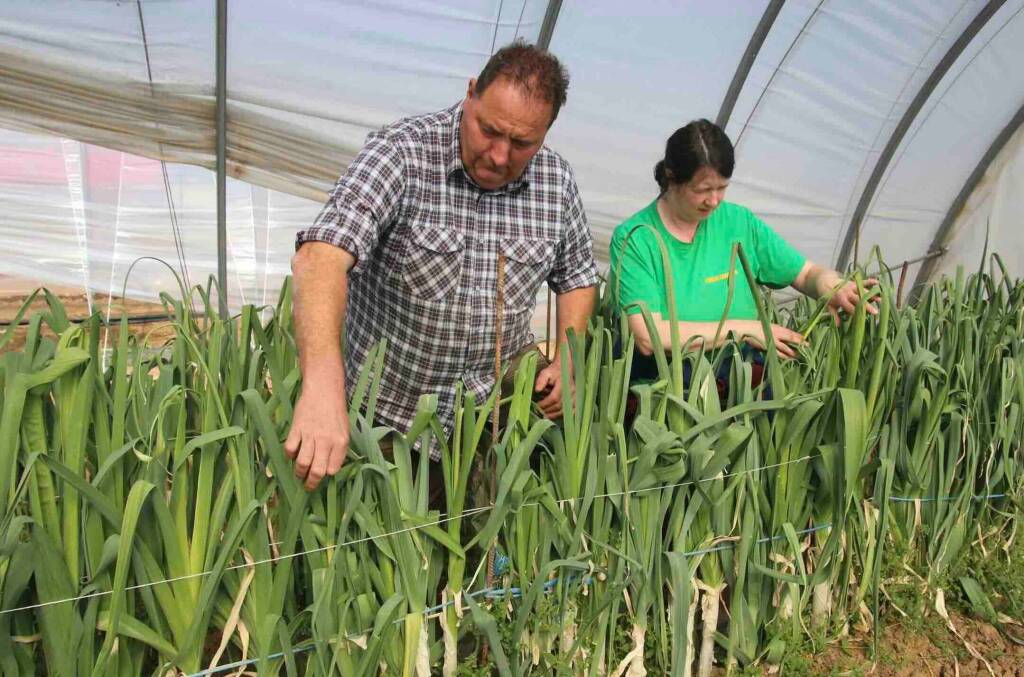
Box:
left=551, top=343, right=572, bottom=369
left=300, top=362, right=346, bottom=391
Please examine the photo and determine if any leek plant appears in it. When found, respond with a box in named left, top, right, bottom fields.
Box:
left=0, top=248, right=1021, bottom=674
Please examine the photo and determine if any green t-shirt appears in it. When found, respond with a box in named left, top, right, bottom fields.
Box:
left=609, top=200, right=806, bottom=323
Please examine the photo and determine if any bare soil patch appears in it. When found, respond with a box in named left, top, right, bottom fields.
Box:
left=0, top=275, right=177, bottom=353
left=802, top=610, right=1024, bottom=676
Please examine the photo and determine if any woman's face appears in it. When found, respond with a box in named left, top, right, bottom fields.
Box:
left=672, top=166, right=730, bottom=222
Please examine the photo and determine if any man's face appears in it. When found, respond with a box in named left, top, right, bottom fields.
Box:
left=460, top=77, right=553, bottom=190
left=674, top=166, right=730, bottom=222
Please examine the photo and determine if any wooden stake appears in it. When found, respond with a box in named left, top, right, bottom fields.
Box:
left=545, top=283, right=553, bottom=360
left=896, top=260, right=909, bottom=309
left=481, top=251, right=505, bottom=667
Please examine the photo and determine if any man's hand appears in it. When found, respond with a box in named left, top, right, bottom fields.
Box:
left=288, top=242, right=355, bottom=491
left=534, top=360, right=567, bottom=419
left=828, top=278, right=880, bottom=316
left=284, top=389, right=350, bottom=491
left=737, top=321, right=806, bottom=360
left=541, top=285, right=596, bottom=418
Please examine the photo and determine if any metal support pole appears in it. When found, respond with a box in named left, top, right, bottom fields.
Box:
left=536, top=0, right=563, bottom=50
left=912, top=100, right=1024, bottom=293
left=716, top=0, right=785, bottom=129
left=216, top=0, right=229, bottom=318
left=834, top=0, right=1006, bottom=271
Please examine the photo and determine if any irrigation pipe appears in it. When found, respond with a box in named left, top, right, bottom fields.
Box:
left=0, top=312, right=174, bottom=328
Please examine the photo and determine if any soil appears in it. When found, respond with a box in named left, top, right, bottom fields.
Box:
left=0, top=274, right=176, bottom=353
left=804, top=610, right=1024, bottom=676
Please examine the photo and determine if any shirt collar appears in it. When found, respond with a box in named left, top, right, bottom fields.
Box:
left=446, top=103, right=466, bottom=179
left=447, top=102, right=531, bottom=194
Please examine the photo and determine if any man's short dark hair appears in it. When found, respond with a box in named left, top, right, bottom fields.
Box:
left=475, top=40, right=569, bottom=124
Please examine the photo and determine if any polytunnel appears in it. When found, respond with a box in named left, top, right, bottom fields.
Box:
left=1, top=0, right=1023, bottom=314
left=5, top=4, right=1024, bottom=675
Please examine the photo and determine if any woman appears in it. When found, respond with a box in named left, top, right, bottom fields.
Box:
left=610, top=119, right=875, bottom=383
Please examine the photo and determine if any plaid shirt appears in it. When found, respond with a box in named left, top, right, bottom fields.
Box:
left=297, top=103, right=598, bottom=458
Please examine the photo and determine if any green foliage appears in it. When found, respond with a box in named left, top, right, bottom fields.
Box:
left=947, top=517, right=1024, bottom=623
left=0, top=250, right=1022, bottom=675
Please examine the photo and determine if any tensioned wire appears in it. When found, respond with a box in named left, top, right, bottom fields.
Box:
left=489, top=0, right=506, bottom=55
left=187, top=484, right=1019, bottom=675
left=0, top=506, right=491, bottom=616
left=888, top=493, right=1006, bottom=503
left=186, top=490, right=1017, bottom=674
left=135, top=0, right=194, bottom=305
left=186, top=522, right=838, bottom=677
left=0, top=454, right=819, bottom=616
left=2, top=449, right=1013, bottom=618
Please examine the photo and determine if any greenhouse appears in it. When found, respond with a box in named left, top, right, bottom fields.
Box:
left=1, top=1, right=1024, bottom=674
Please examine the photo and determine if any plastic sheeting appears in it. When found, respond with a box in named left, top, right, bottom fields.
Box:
left=0, top=1, right=553, bottom=200
left=0, top=128, right=314, bottom=311
left=1, top=0, right=1023, bottom=314
left=930, top=124, right=1024, bottom=282
left=0, top=127, right=558, bottom=338
left=858, top=1, right=1024, bottom=271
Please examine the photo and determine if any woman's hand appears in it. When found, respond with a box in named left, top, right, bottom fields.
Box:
left=794, top=262, right=879, bottom=319
left=828, top=278, right=879, bottom=316
left=734, top=320, right=805, bottom=359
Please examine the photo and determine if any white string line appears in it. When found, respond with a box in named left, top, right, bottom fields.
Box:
left=187, top=459, right=828, bottom=677
left=193, top=577, right=525, bottom=676
left=1, top=455, right=815, bottom=616
left=497, top=454, right=819, bottom=517
left=573, top=454, right=817, bottom=505
left=198, top=478, right=1018, bottom=677
left=0, top=506, right=492, bottom=616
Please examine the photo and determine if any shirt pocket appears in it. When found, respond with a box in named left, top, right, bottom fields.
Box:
left=500, top=237, right=556, bottom=311
left=401, top=226, right=465, bottom=302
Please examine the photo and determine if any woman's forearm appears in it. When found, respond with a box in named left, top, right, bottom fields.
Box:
left=793, top=262, right=843, bottom=299
left=791, top=261, right=878, bottom=316
left=632, top=317, right=757, bottom=355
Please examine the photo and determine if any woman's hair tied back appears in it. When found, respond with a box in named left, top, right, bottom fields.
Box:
left=654, top=118, right=734, bottom=192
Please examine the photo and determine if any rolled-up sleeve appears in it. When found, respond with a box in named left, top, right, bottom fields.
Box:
left=296, top=129, right=406, bottom=276
left=548, top=165, right=599, bottom=294
left=748, top=210, right=805, bottom=289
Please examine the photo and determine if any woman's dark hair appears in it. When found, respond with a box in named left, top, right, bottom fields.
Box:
left=654, top=119, right=734, bottom=193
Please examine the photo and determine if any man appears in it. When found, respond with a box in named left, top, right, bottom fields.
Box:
left=286, top=41, right=599, bottom=490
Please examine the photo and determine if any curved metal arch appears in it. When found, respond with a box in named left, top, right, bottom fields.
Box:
left=733, top=0, right=825, bottom=150
left=835, top=0, right=1007, bottom=271
left=716, top=0, right=786, bottom=129
left=911, top=99, right=1024, bottom=291
left=537, top=0, right=563, bottom=49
